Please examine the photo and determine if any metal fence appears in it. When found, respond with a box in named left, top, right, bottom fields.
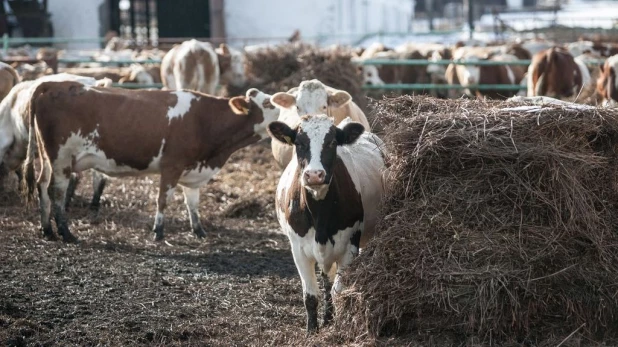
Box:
left=357, top=58, right=606, bottom=92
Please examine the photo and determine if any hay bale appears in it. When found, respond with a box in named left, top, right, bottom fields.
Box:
left=334, top=95, right=618, bottom=345
left=225, top=43, right=366, bottom=111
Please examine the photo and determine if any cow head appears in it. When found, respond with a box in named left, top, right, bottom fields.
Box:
left=271, top=79, right=352, bottom=116
left=119, top=64, right=155, bottom=85
left=597, top=55, right=618, bottom=106
left=216, top=43, right=247, bottom=87
left=268, top=115, right=364, bottom=199
left=229, top=88, right=279, bottom=139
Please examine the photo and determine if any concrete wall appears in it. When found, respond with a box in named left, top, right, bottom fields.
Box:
left=48, top=0, right=106, bottom=49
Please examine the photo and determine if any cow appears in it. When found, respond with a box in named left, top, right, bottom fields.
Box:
left=0, top=74, right=112, bottom=200
left=567, top=40, right=618, bottom=57
left=527, top=47, right=591, bottom=98
left=22, top=83, right=278, bottom=243
left=597, top=54, right=618, bottom=107
left=62, top=65, right=162, bottom=86
left=268, top=79, right=371, bottom=168
left=445, top=49, right=525, bottom=99
left=268, top=115, right=385, bottom=333
left=0, top=62, right=20, bottom=101
left=161, top=39, right=246, bottom=94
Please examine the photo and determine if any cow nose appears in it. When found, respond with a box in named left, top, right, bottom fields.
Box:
left=366, top=81, right=373, bottom=85
left=304, top=170, right=326, bottom=185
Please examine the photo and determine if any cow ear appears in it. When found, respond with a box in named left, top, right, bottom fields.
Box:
left=327, top=90, right=351, bottom=108
left=219, top=43, right=231, bottom=56
left=271, top=92, right=297, bottom=109
left=268, top=121, right=296, bottom=145
left=336, top=122, right=364, bottom=145
left=229, top=96, right=250, bottom=115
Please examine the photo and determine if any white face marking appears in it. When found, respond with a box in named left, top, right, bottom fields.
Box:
left=167, top=91, right=196, bottom=121
left=246, top=89, right=279, bottom=139
left=362, top=65, right=385, bottom=86
left=299, top=116, right=333, bottom=194
left=457, top=57, right=481, bottom=86
left=295, top=80, right=330, bottom=115
left=427, top=51, right=445, bottom=76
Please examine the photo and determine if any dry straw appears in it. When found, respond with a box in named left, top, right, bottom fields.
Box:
left=333, top=95, right=618, bottom=345
left=226, top=42, right=367, bottom=111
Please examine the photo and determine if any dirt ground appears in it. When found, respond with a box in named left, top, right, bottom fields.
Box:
left=0, top=142, right=321, bottom=346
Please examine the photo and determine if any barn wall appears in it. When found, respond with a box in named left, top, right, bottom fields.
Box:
left=49, top=0, right=106, bottom=49
left=224, top=0, right=413, bottom=46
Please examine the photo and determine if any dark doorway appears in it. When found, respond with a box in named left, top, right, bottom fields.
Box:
left=156, top=0, right=210, bottom=38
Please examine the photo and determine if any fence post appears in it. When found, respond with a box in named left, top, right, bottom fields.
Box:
left=3, top=34, right=8, bottom=57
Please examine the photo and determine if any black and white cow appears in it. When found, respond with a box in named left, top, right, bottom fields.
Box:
left=268, top=115, right=385, bottom=333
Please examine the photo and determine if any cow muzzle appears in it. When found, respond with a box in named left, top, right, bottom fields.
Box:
left=303, top=170, right=326, bottom=186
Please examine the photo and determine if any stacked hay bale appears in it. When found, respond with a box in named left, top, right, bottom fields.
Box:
left=225, top=42, right=366, bottom=110
left=333, top=95, right=618, bottom=345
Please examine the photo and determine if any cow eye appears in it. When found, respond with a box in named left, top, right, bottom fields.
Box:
left=322, top=105, right=327, bottom=110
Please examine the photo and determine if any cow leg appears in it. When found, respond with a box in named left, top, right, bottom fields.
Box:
left=291, top=245, right=319, bottom=334
left=37, top=159, right=55, bottom=240
left=63, top=172, right=80, bottom=211
left=51, top=172, right=77, bottom=243
left=0, top=163, right=8, bottom=191
left=15, top=167, right=23, bottom=192
left=152, top=175, right=178, bottom=241
left=90, top=171, right=107, bottom=214
left=333, top=230, right=362, bottom=295
left=181, top=186, right=206, bottom=238
left=321, top=263, right=336, bottom=327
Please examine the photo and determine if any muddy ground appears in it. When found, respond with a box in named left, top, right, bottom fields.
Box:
left=0, top=142, right=335, bottom=346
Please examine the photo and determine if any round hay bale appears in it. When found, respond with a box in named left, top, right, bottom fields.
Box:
left=333, top=95, right=618, bottom=345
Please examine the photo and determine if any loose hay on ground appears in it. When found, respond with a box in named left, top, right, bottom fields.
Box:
left=332, top=95, right=618, bottom=345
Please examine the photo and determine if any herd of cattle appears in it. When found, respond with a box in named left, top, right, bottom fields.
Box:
left=1, top=36, right=618, bottom=334
left=356, top=38, right=618, bottom=104
left=0, top=39, right=384, bottom=334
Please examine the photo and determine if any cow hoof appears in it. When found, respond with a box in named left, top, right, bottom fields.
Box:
left=41, top=226, right=57, bottom=241
left=193, top=226, right=207, bottom=239
left=323, top=311, right=333, bottom=327
left=61, top=232, right=79, bottom=244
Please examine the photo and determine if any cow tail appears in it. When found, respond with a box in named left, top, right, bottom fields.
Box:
left=21, top=84, right=45, bottom=203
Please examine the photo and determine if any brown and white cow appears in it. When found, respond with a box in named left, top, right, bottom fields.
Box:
left=527, top=47, right=591, bottom=98
left=269, top=115, right=385, bottom=333
left=161, top=39, right=246, bottom=94
left=597, top=54, right=618, bottom=107
left=269, top=79, right=371, bottom=168
left=445, top=49, right=526, bottom=99
left=22, top=84, right=278, bottom=242
left=0, top=62, right=20, bottom=101
left=0, top=74, right=112, bottom=201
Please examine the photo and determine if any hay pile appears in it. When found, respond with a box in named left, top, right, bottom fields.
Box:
left=334, top=95, right=618, bottom=345
left=225, top=42, right=366, bottom=110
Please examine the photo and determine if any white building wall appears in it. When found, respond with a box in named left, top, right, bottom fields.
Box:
left=225, top=0, right=413, bottom=46
left=48, top=0, right=105, bottom=49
